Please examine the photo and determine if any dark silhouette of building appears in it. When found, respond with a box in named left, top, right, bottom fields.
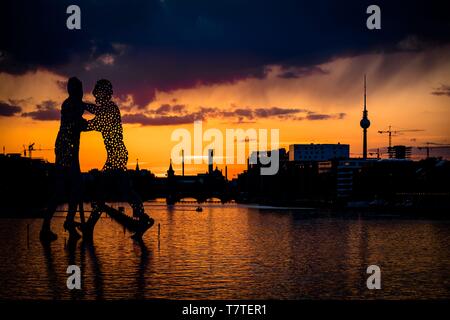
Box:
left=289, top=143, right=349, bottom=161
left=351, top=158, right=450, bottom=210
left=237, top=148, right=338, bottom=205
left=0, top=153, right=54, bottom=216
left=388, top=145, right=412, bottom=159
left=164, top=156, right=228, bottom=204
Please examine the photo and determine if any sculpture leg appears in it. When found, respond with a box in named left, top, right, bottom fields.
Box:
left=79, top=201, right=85, bottom=225
left=80, top=202, right=103, bottom=242
left=40, top=167, right=65, bottom=242
left=118, top=172, right=154, bottom=239
left=80, top=171, right=107, bottom=242
left=63, top=171, right=82, bottom=241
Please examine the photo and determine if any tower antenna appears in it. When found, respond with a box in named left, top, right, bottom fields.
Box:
left=364, top=74, right=367, bottom=112
left=360, top=74, right=371, bottom=159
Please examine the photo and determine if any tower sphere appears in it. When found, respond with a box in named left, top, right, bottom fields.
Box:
left=360, top=117, right=370, bottom=129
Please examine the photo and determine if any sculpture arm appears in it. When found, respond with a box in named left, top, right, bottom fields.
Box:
left=83, top=102, right=100, bottom=115
left=80, top=117, right=90, bottom=132
left=84, top=117, right=97, bottom=132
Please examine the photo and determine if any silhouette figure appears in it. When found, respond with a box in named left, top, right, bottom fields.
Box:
left=84, top=79, right=153, bottom=239
left=40, top=77, right=86, bottom=242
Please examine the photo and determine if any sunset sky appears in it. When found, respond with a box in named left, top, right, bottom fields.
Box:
left=1, top=0, right=449, bottom=178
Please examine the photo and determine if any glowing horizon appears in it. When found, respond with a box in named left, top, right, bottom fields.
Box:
left=1, top=48, right=449, bottom=178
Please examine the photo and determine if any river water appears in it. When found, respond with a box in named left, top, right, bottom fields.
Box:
left=0, top=202, right=449, bottom=300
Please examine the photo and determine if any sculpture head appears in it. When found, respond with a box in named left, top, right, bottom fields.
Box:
left=93, top=79, right=113, bottom=103
left=67, top=77, right=83, bottom=100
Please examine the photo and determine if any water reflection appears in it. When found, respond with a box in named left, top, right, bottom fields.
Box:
left=41, top=242, right=61, bottom=299
left=0, top=203, right=449, bottom=300
left=81, top=241, right=104, bottom=300
left=134, top=239, right=151, bottom=299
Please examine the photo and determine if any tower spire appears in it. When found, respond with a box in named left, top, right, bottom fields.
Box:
left=167, top=158, right=175, bottom=177
left=360, top=74, right=371, bottom=159
left=364, top=74, right=367, bottom=112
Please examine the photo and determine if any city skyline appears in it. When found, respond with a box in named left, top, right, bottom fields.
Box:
left=1, top=0, right=450, bottom=305
left=1, top=1, right=449, bottom=178
left=1, top=63, right=449, bottom=178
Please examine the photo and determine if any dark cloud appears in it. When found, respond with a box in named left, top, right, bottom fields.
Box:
left=1, top=0, right=449, bottom=107
left=56, top=79, right=67, bottom=92
left=431, top=84, right=450, bottom=97
left=154, top=104, right=172, bottom=115
left=277, top=66, right=329, bottom=79
left=0, top=100, right=22, bottom=116
left=151, top=104, right=187, bottom=115
left=304, top=112, right=346, bottom=121
left=254, top=107, right=307, bottom=118
left=122, top=113, right=203, bottom=126
left=22, top=100, right=60, bottom=121
left=121, top=104, right=346, bottom=126
left=337, top=112, right=347, bottom=119
left=172, top=104, right=186, bottom=114
left=14, top=98, right=348, bottom=124
left=220, top=108, right=254, bottom=119
left=396, top=35, right=430, bottom=52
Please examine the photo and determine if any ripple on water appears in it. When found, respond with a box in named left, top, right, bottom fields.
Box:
left=0, top=203, right=449, bottom=299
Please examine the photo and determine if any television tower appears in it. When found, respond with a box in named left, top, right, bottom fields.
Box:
left=360, top=75, right=371, bottom=159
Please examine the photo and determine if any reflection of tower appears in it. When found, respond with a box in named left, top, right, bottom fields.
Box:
left=208, top=149, right=213, bottom=174
left=360, top=75, right=371, bottom=159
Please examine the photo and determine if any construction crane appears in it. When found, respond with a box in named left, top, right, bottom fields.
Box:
left=417, top=142, right=450, bottom=159
left=23, top=143, right=53, bottom=158
left=377, top=125, right=424, bottom=148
